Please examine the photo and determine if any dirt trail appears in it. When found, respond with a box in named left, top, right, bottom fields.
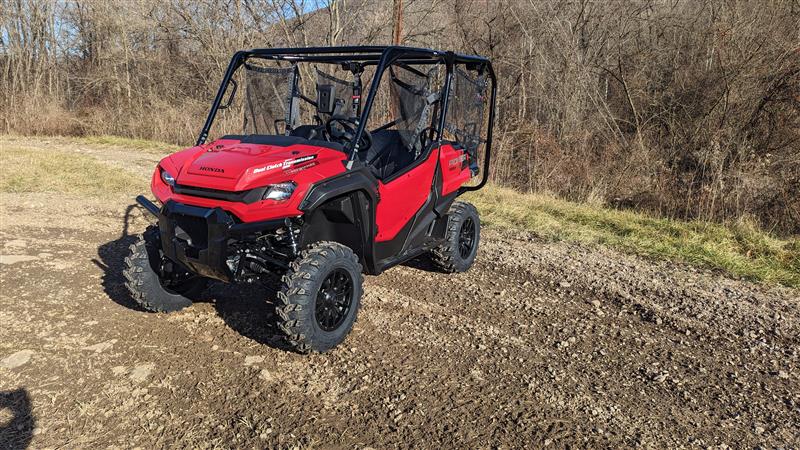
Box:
left=1, top=137, right=798, bottom=448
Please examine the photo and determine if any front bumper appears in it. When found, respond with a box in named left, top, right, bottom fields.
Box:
left=136, top=196, right=284, bottom=282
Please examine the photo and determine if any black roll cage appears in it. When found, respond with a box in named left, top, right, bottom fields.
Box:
left=197, top=45, right=497, bottom=192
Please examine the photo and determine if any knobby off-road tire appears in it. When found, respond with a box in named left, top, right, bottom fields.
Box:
left=123, top=226, right=207, bottom=312
left=431, top=201, right=480, bottom=273
left=276, top=242, right=363, bottom=353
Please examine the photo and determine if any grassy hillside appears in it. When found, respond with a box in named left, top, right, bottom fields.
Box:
left=467, top=186, right=799, bottom=288
left=1, top=135, right=797, bottom=288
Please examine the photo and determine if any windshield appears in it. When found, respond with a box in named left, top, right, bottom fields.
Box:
left=238, top=60, right=359, bottom=138
left=242, top=63, right=299, bottom=136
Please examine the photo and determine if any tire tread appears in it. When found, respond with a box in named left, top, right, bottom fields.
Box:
left=276, top=241, right=363, bottom=353
left=430, top=201, right=480, bottom=273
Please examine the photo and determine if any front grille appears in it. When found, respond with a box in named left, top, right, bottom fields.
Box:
left=174, top=184, right=267, bottom=204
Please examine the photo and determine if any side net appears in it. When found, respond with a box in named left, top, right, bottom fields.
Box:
left=444, top=68, right=489, bottom=174
left=243, top=63, right=298, bottom=135
left=388, top=64, right=442, bottom=155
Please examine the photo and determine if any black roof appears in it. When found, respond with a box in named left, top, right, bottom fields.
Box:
left=236, top=45, right=494, bottom=80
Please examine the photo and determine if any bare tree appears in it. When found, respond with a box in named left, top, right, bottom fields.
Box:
left=1, top=0, right=798, bottom=232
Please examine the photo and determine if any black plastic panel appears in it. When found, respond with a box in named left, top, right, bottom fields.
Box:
left=220, top=134, right=344, bottom=152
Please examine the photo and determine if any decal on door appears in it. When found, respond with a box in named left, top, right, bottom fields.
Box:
left=448, top=154, right=466, bottom=167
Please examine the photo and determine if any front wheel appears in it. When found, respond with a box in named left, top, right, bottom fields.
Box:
left=123, top=226, right=207, bottom=312
left=276, top=242, right=363, bottom=353
left=430, top=201, right=480, bottom=273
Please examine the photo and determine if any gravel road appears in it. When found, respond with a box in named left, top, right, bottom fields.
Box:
left=1, top=138, right=798, bottom=448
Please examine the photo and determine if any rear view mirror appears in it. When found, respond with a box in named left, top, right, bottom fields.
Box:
left=316, top=84, right=336, bottom=114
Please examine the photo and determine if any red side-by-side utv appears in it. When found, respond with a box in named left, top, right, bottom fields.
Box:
left=127, top=46, right=496, bottom=352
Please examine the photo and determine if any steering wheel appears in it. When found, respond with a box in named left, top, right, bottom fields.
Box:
left=325, top=115, right=372, bottom=151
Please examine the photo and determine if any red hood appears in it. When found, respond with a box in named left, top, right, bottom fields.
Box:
left=165, top=138, right=345, bottom=192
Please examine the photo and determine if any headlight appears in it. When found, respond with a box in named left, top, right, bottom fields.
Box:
left=263, top=182, right=296, bottom=201
left=160, top=168, right=176, bottom=186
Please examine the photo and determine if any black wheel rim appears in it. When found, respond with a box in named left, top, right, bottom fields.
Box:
left=314, top=268, right=354, bottom=331
left=458, top=217, right=476, bottom=259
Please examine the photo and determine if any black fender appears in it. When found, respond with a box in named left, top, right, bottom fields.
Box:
left=298, top=167, right=380, bottom=274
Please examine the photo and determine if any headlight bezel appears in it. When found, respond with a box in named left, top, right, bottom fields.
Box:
left=262, top=181, right=297, bottom=202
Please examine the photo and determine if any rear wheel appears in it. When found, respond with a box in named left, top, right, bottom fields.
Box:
left=123, top=226, right=207, bottom=312
left=430, top=201, right=480, bottom=273
left=276, top=242, right=363, bottom=353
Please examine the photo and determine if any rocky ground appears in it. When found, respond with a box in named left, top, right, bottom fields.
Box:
left=1, top=137, right=798, bottom=448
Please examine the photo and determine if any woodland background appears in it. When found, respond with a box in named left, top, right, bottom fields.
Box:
left=1, top=0, right=799, bottom=234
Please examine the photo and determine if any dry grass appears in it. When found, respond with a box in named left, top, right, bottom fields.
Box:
left=0, top=146, right=146, bottom=196
left=75, top=135, right=181, bottom=153
left=467, top=185, right=800, bottom=288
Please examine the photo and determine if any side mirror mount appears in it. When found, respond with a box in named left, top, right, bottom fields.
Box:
left=218, top=79, right=238, bottom=110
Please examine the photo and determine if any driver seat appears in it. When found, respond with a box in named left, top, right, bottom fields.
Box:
left=360, top=130, right=414, bottom=180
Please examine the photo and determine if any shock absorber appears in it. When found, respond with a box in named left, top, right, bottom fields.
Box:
left=285, top=217, right=299, bottom=256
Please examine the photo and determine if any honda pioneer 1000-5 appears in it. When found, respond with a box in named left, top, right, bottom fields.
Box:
left=128, top=46, right=496, bottom=352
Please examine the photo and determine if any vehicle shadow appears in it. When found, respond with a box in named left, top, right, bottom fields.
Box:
left=94, top=204, right=296, bottom=352
left=92, top=204, right=148, bottom=312
left=0, top=388, right=35, bottom=450
left=204, top=282, right=297, bottom=351
left=402, top=253, right=446, bottom=273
